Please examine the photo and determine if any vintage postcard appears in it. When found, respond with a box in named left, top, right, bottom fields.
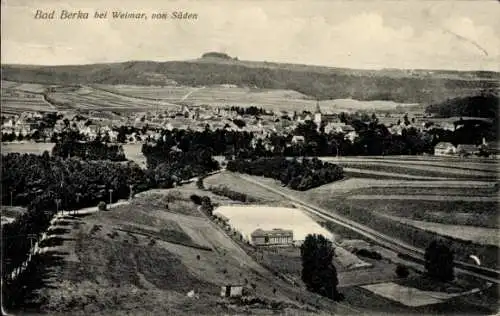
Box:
left=1, top=0, right=499, bottom=315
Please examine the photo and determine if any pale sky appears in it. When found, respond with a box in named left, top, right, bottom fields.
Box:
left=1, top=0, right=499, bottom=71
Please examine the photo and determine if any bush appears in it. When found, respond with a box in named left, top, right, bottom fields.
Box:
left=208, top=185, right=254, bottom=202
left=190, top=194, right=202, bottom=205
left=355, top=249, right=382, bottom=260
left=395, top=264, right=410, bottom=278
left=97, top=201, right=107, bottom=211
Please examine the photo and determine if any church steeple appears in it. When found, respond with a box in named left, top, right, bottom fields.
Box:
left=314, top=99, right=322, bottom=131
left=315, top=99, right=322, bottom=114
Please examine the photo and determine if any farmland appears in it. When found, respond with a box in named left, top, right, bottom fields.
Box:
left=45, top=85, right=180, bottom=112
left=95, top=83, right=422, bottom=113
left=93, top=84, right=195, bottom=101
left=218, top=155, right=499, bottom=269
left=1, top=89, right=55, bottom=114
left=3, top=79, right=437, bottom=114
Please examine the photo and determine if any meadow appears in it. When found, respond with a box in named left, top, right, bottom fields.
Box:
left=2, top=142, right=56, bottom=155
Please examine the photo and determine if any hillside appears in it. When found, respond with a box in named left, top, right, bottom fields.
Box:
left=2, top=55, right=499, bottom=104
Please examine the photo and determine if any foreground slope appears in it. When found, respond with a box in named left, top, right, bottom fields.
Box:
left=11, top=185, right=354, bottom=315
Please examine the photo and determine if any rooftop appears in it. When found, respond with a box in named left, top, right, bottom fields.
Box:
left=251, top=228, right=293, bottom=238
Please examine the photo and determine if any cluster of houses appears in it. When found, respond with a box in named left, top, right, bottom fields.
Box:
left=1, top=112, right=42, bottom=137
left=3, top=105, right=498, bottom=159
left=434, top=138, right=499, bottom=158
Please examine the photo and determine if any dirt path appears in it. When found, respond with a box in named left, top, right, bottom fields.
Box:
left=180, top=86, right=205, bottom=101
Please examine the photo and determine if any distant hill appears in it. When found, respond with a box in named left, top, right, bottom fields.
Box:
left=2, top=54, right=499, bottom=104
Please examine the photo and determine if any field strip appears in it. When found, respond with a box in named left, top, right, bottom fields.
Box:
left=322, top=157, right=499, bottom=168
left=350, top=179, right=496, bottom=189
left=375, top=213, right=499, bottom=246
left=338, top=161, right=497, bottom=176
left=362, top=282, right=482, bottom=307
left=344, top=168, right=451, bottom=180
left=348, top=195, right=498, bottom=202
left=86, top=85, right=179, bottom=106
left=91, top=85, right=182, bottom=105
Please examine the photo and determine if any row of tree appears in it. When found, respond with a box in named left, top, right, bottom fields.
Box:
left=226, top=157, right=344, bottom=191
left=52, top=139, right=126, bottom=161
left=229, top=106, right=269, bottom=116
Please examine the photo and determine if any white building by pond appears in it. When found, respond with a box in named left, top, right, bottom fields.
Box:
left=213, top=205, right=334, bottom=246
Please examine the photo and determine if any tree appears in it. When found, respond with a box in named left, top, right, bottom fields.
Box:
left=201, top=196, right=214, bottom=215
left=300, top=234, right=342, bottom=300
left=396, top=264, right=410, bottom=278
left=424, top=240, right=454, bottom=282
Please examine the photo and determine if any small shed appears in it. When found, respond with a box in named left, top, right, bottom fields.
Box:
left=220, top=285, right=244, bottom=298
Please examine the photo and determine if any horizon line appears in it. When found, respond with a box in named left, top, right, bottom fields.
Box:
left=2, top=57, right=499, bottom=74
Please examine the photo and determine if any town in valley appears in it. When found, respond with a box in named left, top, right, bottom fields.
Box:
left=2, top=2, right=500, bottom=315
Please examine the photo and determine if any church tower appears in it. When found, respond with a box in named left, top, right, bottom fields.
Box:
left=314, top=99, right=322, bottom=129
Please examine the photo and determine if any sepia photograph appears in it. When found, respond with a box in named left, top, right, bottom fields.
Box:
left=1, top=0, right=499, bottom=315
